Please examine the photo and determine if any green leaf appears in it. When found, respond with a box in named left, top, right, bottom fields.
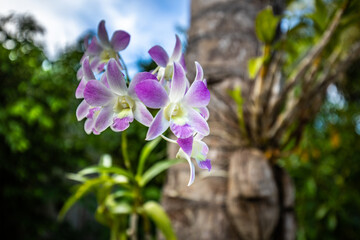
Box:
left=139, top=159, right=183, bottom=187
left=58, top=177, right=108, bottom=221
left=99, top=154, right=112, bottom=167
left=327, top=214, right=337, bottom=230
left=78, top=166, right=133, bottom=180
left=228, top=86, right=243, bottom=111
left=248, top=56, right=264, bottom=79
left=143, top=201, right=177, bottom=240
left=95, top=205, right=111, bottom=226
left=315, top=204, right=328, bottom=219
left=305, top=178, right=317, bottom=197
left=111, top=202, right=132, bottom=215
left=255, top=6, right=280, bottom=43
left=310, top=0, right=330, bottom=31
left=104, top=190, right=134, bottom=214
left=136, top=137, right=161, bottom=178
left=66, top=173, right=87, bottom=183
left=228, top=86, right=246, bottom=134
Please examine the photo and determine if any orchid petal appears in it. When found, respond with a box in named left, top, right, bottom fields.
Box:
left=176, top=150, right=196, bottom=186
left=169, top=62, right=187, bottom=102
left=135, top=80, right=169, bottom=108
left=87, top=36, right=102, bottom=55
left=82, top=57, right=95, bottom=80
left=90, top=56, right=106, bottom=73
left=194, top=61, right=204, bottom=82
left=195, top=139, right=209, bottom=156
left=194, top=133, right=205, bottom=141
left=94, top=105, right=113, bottom=132
left=111, top=30, right=130, bottom=51
left=187, top=108, right=210, bottom=136
left=100, top=73, right=109, bottom=88
left=146, top=109, right=169, bottom=140
left=98, top=20, right=110, bottom=47
left=97, top=62, right=106, bottom=73
left=183, top=81, right=210, bottom=107
left=77, top=67, right=83, bottom=80
left=111, top=116, right=134, bottom=132
left=170, top=35, right=182, bottom=62
left=75, top=78, right=87, bottom=99
left=84, top=117, right=95, bottom=134
left=128, top=72, right=157, bottom=96
left=180, top=54, right=187, bottom=72
left=90, top=56, right=100, bottom=68
left=134, top=101, right=153, bottom=127
left=84, top=80, right=114, bottom=106
left=197, top=159, right=212, bottom=171
left=76, top=100, right=90, bottom=121
left=83, top=34, right=90, bottom=49
left=170, top=122, right=193, bottom=139
left=86, top=107, right=101, bottom=119
left=107, top=59, right=127, bottom=95
left=187, top=159, right=195, bottom=186
left=198, top=107, right=210, bottom=120
left=148, top=45, right=169, bottom=67
left=177, top=137, right=193, bottom=157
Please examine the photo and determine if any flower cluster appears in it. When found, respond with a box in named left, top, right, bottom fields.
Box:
left=75, top=20, right=211, bottom=186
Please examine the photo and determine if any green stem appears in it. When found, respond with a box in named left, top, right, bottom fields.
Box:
left=160, top=134, right=177, bottom=144
left=142, top=213, right=151, bottom=240
left=119, top=54, right=130, bottom=83
left=122, top=131, right=131, bottom=171
left=151, top=66, right=160, bottom=75
left=111, top=219, right=124, bottom=240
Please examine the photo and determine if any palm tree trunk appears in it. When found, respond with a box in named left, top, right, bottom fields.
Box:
left=161, top=0, right=296, bottom=239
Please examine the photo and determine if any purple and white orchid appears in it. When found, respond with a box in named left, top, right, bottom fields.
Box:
left=176, top=134, right=211, bottom=186
left=76, top=68, right=111, bottom=135
left=75, top=56, right=100, bottom=134
left=135, top=62, right=210, bottom=142
left=83, top=58, right=153, bottom=133
left=74, top=20, right=212, bottom=186
left=149, top=35, right=186, bottom=83
left=78, top=20, right=130, bottom=77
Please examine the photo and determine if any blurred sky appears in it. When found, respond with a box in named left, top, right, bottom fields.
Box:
left=0, top=0, right=190, bottom=76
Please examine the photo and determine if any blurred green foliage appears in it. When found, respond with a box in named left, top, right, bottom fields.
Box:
left=0, top=13, right=167, bottom=239
left=280, top=59, right=360, bottom=240
left=250, top=0, right=360, bottom=239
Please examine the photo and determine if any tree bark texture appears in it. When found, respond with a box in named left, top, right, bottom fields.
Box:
left=161, top=0, right=295, bottom=239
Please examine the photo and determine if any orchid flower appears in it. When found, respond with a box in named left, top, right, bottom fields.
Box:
left=135, top=62, right=210, bottom=141
left=149, top=35, right=186, bottom=82
left=176, top=134, right=211, bottom=186
left=74, top=19, right=212, bottom=187
left=75, top=56, right=97, bottom=133
left=83, top=107, right=102, bottom=135
left=75, top=56, right=95, bottom=100
left=83, top=58, right=153, bottom=133
left=79, top=20, right=130, bottom=77
left=76, top=66, right=110, bottom=134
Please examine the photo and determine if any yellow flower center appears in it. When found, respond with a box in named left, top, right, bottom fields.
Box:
left=100, top=49, right=117, bottom=62
left=164, top=103, right=185, bottom=122
left=113, top=96, right=134, bottom=114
